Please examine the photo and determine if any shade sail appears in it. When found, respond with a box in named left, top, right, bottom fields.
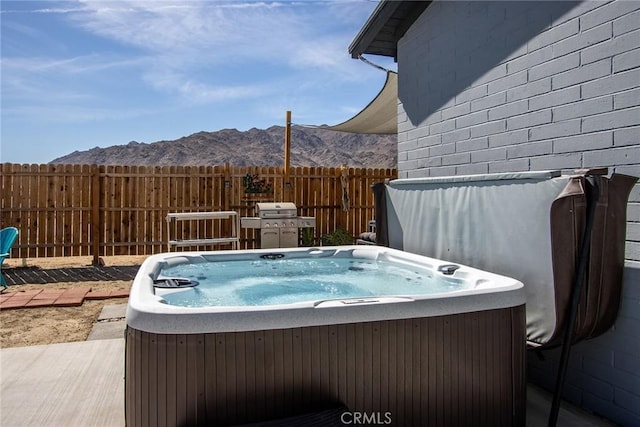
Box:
left=322, top=71, right=397, bottom=135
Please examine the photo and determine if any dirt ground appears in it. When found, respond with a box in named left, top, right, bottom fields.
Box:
left=0, top=256, right=147, bottom=348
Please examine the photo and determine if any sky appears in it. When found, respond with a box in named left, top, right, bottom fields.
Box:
left=1, top=0, right=396, bottom=164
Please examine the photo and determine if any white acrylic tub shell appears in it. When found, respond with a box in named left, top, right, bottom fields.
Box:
left=126, top=246, right=525, bottom=334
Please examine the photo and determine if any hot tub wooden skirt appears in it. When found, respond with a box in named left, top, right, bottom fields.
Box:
left=125, top=305, right=526, bottom=426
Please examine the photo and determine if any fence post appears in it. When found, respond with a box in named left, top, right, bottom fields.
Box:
left=223, top=162, right=231, bottom=211
left=91, top=164, right=101, bottom=265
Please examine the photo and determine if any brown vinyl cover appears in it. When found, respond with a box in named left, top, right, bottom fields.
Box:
left=548, top=173, right=637, bottom=347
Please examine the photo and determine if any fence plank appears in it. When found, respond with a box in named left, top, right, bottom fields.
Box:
left=0, top=162, right=396, bottom=257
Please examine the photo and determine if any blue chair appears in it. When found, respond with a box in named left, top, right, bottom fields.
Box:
left=0, top=227, right=19, bottom=292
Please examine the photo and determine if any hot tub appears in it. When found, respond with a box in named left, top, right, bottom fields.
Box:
left=125, top=246, right=526, bottom=426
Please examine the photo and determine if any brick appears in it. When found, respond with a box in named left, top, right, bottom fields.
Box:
left=583, top=146, right=640, bottom=167
left=619, top=296, right=640, bottom=320
left=552, top=22, right=612, bottom=57
left=455, top=137, right=488, bottom=153
left=527, top=18, right=580, bottom=52
left=442, top=128, right=470, bottom=144
left=615, top=388, right=640, bottom=417
left=470, top=120, right=505, bottom=138
left=529, top=86, right=581, bottom=111
left=489, top=99, right=528, bottom=121
left=25, top=299, right=56, bottom=308
left=580, top=370, right=615, bottom=401
left=582, top=29, right=640, bottom=65
left=454, top=84, right=487, bottom=104
left=507, top=109, right=552, bottom=131
left=580, top=342, right=615, bottom=365
left=488, top=129, right=529, bottom=148
left=553, top=95, right=613, bottom=121
left=627, top=241, right=640, bottom=262
left=614, top=126, right=640, bottom=147
left=404, top=169, right=427, bottom=179
left=614, top=88, right=640, bottom=110
left=471, top=147, right=507, bottom=163
left=551, top=58, right=611, bottom=90
left=5, top=290, right=41, bottom=300
left=614, top=9, right=640, bottom=37
left=582, top=68, right=640, bottom=99
left=506, top=78, right=551, bottom=102
left=455, top=110, right=487, bottom=129
left=507, top=45, right=553, bottom=74
left=109, top=289, right=130, bottom=298
left=507, top=141, right=553, bottom=159
left=397, top=133, right=407, bottom=145
left=456, top=162, right=488, bottom=175
left=487, top=70, right=527, bottom=94
left=629, top=204, right=640, bottom=223
left=441, top=102, right=470, bottom=120
left=427, top=165, right=457, bottom=177
left=581, top=1, right=640, bottom=31
left=616, top=315, right=640, bottom=340
left=407, top=147, right=430, bottom=160
left=85, top=290, right=112, bottom=300
left=582, top=106, right=640, bottom=133
left=529, top=52, right=580, bottom=82
left=553, top=132, right=613, bottom=153
left=429, top=118, right=455, bottom=135
left=417, top=134, right=442, bottom=148
left=614, top=47, right=640, bottom=73
left=429, top=142, right=455, bottom=157
left=407, top=126, right=430, bottom=141
left=488, top=158, right=529, bottom=173
left=529, top=119, right=581, bottom=141
left=417, top=157, right=441, bottom=169
left=470, top=92, right=506, bottom=112
left=470, top=63, right=507, bottom=86
left=615, top=352, right=640, bottom=375
left=53, top=298, right=84, bottom=307
left=556, top=0, right=606, bottom=24
left=530, top=153, right=583, bottom=170
left=582, top=394, right=640, bottom=426
left=398, top=120, right=413, bottom=133
left=0, top=299, right=30, bottom=310
left=441, top=152, right=470, bottom=166
left=33, top=290, right=64, bottom=300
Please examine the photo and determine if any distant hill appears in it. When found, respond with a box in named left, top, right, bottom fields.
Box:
left=51, top=126, right=397, bottom=168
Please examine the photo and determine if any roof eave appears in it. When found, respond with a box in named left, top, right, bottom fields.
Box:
left=349, top=0, right=431, bottom=60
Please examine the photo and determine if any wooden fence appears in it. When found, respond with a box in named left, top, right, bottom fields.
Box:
left=0, top=163, right=396, bottom=259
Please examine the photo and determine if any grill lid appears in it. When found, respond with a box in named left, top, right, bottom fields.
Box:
left=256, top=202, right=297, bottom=218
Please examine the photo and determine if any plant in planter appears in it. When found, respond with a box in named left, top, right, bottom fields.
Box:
left=243, top=173, right=272, bottom=194
left=320, top=228, right=354, bottom=246
left=300, top=227, right=316, bottom=247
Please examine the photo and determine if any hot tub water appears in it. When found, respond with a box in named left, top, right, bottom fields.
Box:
left=157, top=257, right=468, bottom=307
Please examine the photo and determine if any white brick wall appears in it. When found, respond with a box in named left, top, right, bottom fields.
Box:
left=397, top=0, right=639, bottom=262
left=395, top=1, right=640, bottom=424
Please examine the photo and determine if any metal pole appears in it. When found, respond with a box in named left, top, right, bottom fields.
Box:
left=284, top=110, right=291, bottom=177
left=284, top=110, right=292, bottom=201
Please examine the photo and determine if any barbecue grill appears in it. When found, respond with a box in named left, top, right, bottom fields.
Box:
left=240, top=202, right=316, bottom=249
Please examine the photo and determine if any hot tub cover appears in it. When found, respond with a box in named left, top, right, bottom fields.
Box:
left=373, top=170, right=637, bottom=348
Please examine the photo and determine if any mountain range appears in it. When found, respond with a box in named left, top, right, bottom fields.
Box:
left=51, top=126, right=397, bottom=168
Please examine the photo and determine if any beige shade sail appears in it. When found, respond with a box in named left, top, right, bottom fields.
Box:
left=322, top=71, right=397, bottom=135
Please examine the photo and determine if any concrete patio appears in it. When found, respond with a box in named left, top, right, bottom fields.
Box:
left=0, top=303, right=616, bottom=427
